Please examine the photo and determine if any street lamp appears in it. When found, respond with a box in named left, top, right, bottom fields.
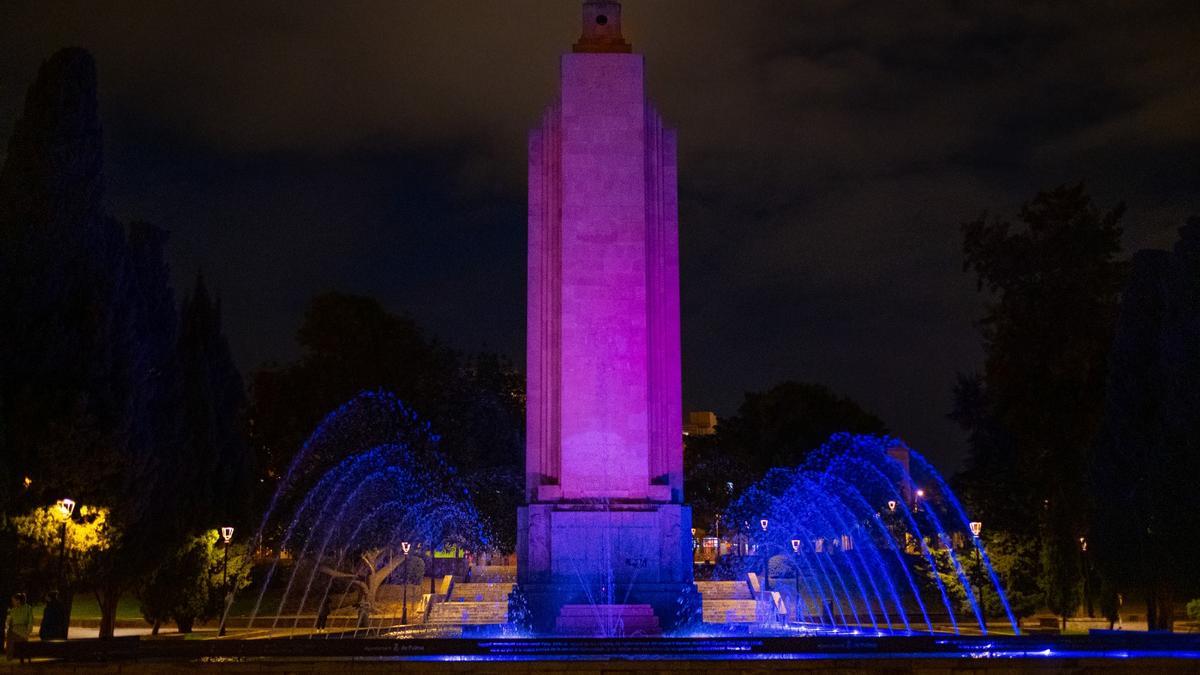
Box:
left=218, top=526, right=234, bottom=636
left=968, top=520, right=984, bottom=630
left=55, top=499, right=75, bottom=591
left=400, top=542, right=411, bottom=624
left=758, top=518, right=770, bottom=592
left=429, top=537, right=437, bottom=596
left=714, top=515, right=721, bottom=566
left=887, top=500, right=897, bottom=512
left=790, top=538, right=802, bottom=622
left=1078, top=536, right=1093, bottom=617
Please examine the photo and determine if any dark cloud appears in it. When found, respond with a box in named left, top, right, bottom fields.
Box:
left=2, top=1, right=1197, bottom=470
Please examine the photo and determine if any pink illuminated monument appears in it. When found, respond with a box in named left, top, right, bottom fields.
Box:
left=515, top=0, right=698, bottom=633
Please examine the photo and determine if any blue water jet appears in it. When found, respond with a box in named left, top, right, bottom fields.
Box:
left=725, top=433, right=1017, bottom=637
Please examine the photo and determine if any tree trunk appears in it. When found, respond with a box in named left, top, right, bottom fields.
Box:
left=1154, top=586, right=1175, bottom=631
left=95, top=584, right=121, bottom=639
left=175, top=616, right=194, bottom=633
left=152, top=618, right=160, bottom=636
left=61, top=590, right=74, bottom=640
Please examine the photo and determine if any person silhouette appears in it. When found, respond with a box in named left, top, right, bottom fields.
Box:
left=5, top=593, right=33, bottom=661
left=38, top=591, right=68, bottom=640
left=316, top=596, right=331, bottom=631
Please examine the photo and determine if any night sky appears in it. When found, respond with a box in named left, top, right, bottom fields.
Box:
left=2, top=1, right=1198, bottom=472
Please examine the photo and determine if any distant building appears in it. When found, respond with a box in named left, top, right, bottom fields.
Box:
left=683, top=411, right=717, bottom=437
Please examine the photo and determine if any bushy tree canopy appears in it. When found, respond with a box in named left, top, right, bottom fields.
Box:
left=953, top=184, right=1125, bottom=626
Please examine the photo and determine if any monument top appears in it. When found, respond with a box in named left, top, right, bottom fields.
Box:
left=573, top=0, right=632, bottom=53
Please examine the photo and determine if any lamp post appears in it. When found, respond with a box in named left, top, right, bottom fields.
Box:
left=400, top=542, right=411, bottom=624
left=968, top=521, right=984, bottom=630
left=759, top=518, right=770, bottom=591
left=1079, top=536, right=1092, bottom=617
left=790, top=538, right=802, bottom=622
left=429, top=537, right=437, bottom=596
left=55, top=499, right=75, bottom=591
left=218, top=526, right=234, bottom=636
left=714, top=515, right=721, bottom=567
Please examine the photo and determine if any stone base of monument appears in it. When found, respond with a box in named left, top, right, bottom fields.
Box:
left=513, top=501, right=701, bottom=633
left=512, top=581, right=700, bottom=634
left=554, top=604, right=662, bottom=636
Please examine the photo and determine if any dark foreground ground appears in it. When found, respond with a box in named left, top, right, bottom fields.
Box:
left=2, top=658, right=1199, bottom=674
left=5, top=633, right=1199, bottom=673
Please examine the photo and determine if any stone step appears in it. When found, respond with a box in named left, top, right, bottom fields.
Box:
left=426, top=601, right=509, bottom=625
left=695, top=580, right=753, bottom=599
left=467, top=565, right=517, bottom=582
left=701, top=598, right=758, bottom=624
left=558, top=604, right=655, bottom=616
left=447, top=582, right=514, bottom=603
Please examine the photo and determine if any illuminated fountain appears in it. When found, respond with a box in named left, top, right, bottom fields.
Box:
left=245, top=391, right=487, bottom=636
left=724, top=433, right=1019, bottom=636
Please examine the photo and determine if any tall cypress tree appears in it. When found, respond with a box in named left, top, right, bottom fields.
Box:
left=0, top=49, right=188, bottom=636
left=177, top=275, right=251, bottom=529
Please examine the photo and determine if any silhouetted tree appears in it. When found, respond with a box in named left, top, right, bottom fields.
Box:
left=953, top=184, right=1125, bottom=627
left=0, top=49, right=250, bottom=638
left=249, top=293, right=457, bottom=490
left=0, top=49, right=183, bottom=637
left=137, top=530, right=252, bottom=634
left=1091, top=218, right=1200, bottom=631
left=176, top=275, right=251, bottom=528
left=720, top=381, right=887, bottom=475
left=684, top=432, right=754, bottom=534
left=248, top=293, right=523, bottom=550
left=686, top=381, right=885, bottom=531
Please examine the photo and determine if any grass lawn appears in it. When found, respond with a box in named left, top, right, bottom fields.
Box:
left=62, top=589, right=287, bottom=620
left=66, top=594, right=143, bottom=621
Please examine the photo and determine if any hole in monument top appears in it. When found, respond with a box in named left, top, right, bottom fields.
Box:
left=595, top=14, right=608, bottom=25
